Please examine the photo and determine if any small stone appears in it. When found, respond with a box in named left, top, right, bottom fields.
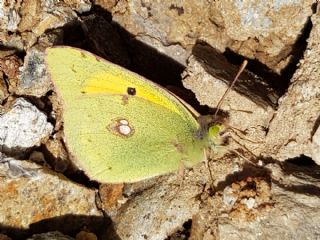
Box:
left=44, top=135, right=70, bottom=172
left=0, top=54, right=22, bottom=80
left=223, top=187, right=237, bottom=206
left=0, top=98, right=53, bottom=154
left=17, top=48, right=51, bottom=97
left=241, top=197, right=255, bottom=209
left=99, top=183, right=124, bottom=212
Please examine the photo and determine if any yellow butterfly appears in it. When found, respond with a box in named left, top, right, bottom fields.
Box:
left=46, top=47, right=228, bottom=183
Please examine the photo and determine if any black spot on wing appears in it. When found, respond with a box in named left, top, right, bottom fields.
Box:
left=127, top=87, right=136, bottom=96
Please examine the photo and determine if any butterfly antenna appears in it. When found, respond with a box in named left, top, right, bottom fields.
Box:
left=214, top=60, right=248, bottom=117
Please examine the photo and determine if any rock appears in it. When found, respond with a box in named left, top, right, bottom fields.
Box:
left=18, top=48, right=52, bottom=97
left=106, top=0, right=314, bottom=73
left=101, top=157, right=247, bottom=239
left=0, top=98, right=53, bottom=155
left=0, top=157, right=103, bottom=238
left=263, top=9, right=320, bottom=162
left=215, top=162, right=320, bottom=240
left=0, top=52, right=22, bottom=99
left=105, top=171, right=204, bottom=239
left=99, top=183, right=125, bottom=212
left=43, top=136, right=70, bottom=173
left=0, top=53, right=22, bottom=81
left=0, top=0, right=21, bottom=32
left=183, top=159, right=320, bottom=240
left=0, top=0, right=91, bottom=50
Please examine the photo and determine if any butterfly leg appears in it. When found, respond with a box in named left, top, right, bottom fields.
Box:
left=167, top=162, right=187, bottom=201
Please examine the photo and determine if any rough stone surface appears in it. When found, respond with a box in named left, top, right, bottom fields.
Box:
left=108, top=0, right=314, bottom=73
left=104, top=167, right=208, bottom=239
left=211, top=0, right=314, bottom=73
left=0, top=54, right=21, bottom=79
left=101, top=157, right=262, bottom=239
left=0, top=98, right=53, bottom=153
left=43, top=136, right=70, bottom=173
left=165, top=159, right=320, bottom=240
left=0, top=0, right=91, bottom=50
left=263, top=10, right=320, bottom=162
left=0, top=52, right=22, bottom=102
left=215, top=162, right=320, bottom=240
left=0, top=156, right=103, bottom=237
left=107, top=151, right=320, bottom=240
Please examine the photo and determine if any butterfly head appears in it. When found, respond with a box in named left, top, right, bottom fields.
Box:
left=207, top=124, right=225, bottom=148
left=196, top=115, right=227, bottom=150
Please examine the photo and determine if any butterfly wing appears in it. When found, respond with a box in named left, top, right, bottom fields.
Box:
left=63, top=94, right=205, bottom=183
left=46, top=47, right=206, bottom=183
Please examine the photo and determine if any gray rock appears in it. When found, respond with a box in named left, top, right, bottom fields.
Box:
left=0, top=98, right=53, bottom=153
left=18, top=49, right=51, bottom=97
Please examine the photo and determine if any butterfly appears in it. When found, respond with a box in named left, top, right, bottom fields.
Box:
left=45, top=47, right=246, bottom=183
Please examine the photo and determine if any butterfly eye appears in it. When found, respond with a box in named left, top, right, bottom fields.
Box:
left=127, top=87, right=136, bottom=96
